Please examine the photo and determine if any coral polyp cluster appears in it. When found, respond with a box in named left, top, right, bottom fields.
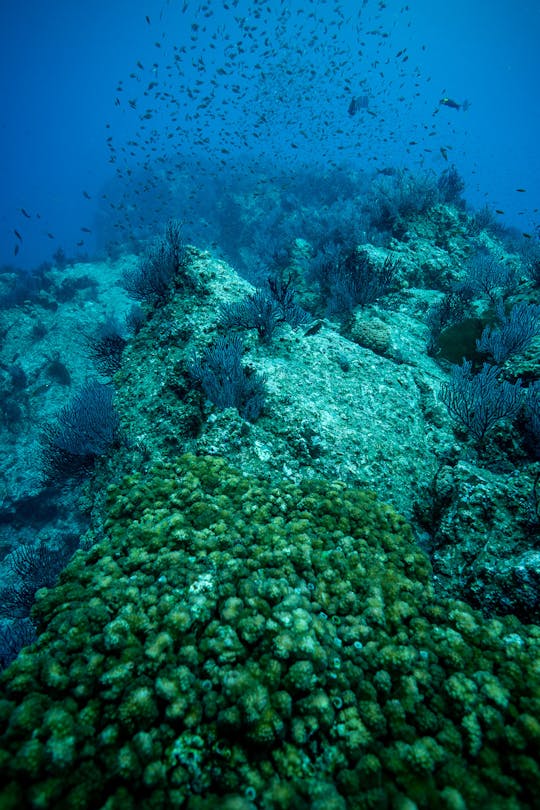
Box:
left=0, top=454, right=539, bottom=808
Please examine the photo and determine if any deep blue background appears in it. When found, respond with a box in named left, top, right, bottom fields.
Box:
left=1, top=0, right=538, bottom=269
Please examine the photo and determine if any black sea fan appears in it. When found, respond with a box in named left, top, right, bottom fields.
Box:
left=189, top=335, right=266, bottom=422
left=476, top=301, right=540, bottom=364
left=42, top=382, right=120, bottom=481
left=87, top=316, right=127, bottom=375
left=440, top=360, right=523, bottom=442
left=123, top=220, right=187, bottom=307
left=0, top=619, right=36, bottom=671
left=0, top=536, right=80, bottom=620
left=220, top=290, right=281, bottom=343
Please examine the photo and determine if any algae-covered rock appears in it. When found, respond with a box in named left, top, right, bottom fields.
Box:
left=0, top=454, right=539, bottom=809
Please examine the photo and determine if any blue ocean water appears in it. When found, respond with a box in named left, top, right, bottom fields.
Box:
left=0, top=0, right=538, bottom=269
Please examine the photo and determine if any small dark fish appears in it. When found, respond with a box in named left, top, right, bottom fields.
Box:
left=81, top=227, right=92, bottom=233
left=440, top=97, right=460, bottom=109
left=304, top=320, right=323, bottom=336
left=440, top=146, right=448, bottom=161
left=82, top=190, right=91, bottom=199
left=145, top=15, right=151, bottom=24
left=46, top=232, right=55, bottom=239
left=14, top=243, right=19, bottom=256
left=439, top=97, right=468, bottom=111
left=20, top=207, right=31, bottom=218
left=522, top=232, right=532, bottom=239
left=14, top=229, right=23, bottom=242
left=348, top=95, right=368, bottom=115
left=76, top=240, right=85, bottom=246
left=516, top=188, right=526, bottom=193
left=495, top=209, right=505, bottom=214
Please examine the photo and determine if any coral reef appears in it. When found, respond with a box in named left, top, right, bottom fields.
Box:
left=1, top=454, right=539, bottom=809
left=349, top=315, right=394, bottom=358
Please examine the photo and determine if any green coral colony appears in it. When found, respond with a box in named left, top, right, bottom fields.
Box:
left=0, top=454, right=539, bottom=809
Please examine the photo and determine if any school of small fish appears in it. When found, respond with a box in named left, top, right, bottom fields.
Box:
left=11, top=0, right=536, bottom=259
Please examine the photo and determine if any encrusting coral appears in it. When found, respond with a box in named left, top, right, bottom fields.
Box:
left=0, top=454, right=539, bottom=809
